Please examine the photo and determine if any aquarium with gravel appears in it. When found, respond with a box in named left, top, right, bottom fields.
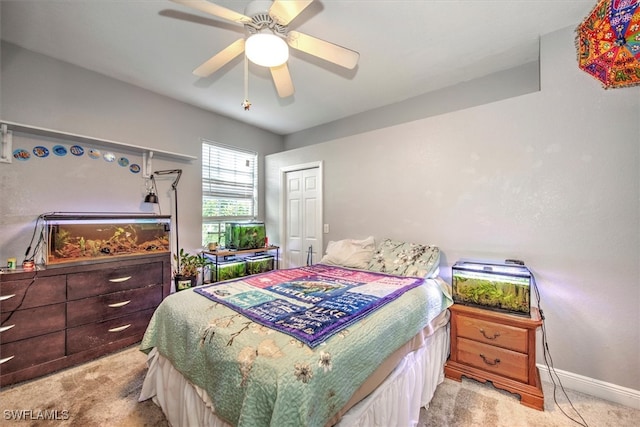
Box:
left=44, top=214, right=171, bottom=265
left=452, top=260, right=532, bottom=316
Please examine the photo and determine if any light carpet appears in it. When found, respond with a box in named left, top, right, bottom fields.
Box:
left=0, top=345, right=637, bottom=426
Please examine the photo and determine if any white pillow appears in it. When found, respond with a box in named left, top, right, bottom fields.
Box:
left=320, top=236, right=375, bottom=269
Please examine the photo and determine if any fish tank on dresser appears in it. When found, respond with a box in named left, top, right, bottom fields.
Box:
left=44, top=214, right=171, bottom=266
left=452, top=260, right=532, bottom=317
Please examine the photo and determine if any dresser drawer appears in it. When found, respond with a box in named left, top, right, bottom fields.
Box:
left=0, top=331, right=66, bottom=375
left=457, top=337, right=528, bottom=383
left=66, top=308, right=156, bottom=354
left=67, top=262, right=163, bottom=300
left=457, top=314, right=528, bottom=353
left=0, top=275, right=66, bottom=313
left=0, top=303, right=66, bottom=344
left=67, top=284, right=163, bottom=327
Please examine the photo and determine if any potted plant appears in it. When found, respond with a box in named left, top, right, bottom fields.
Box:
left=174, top=248, right=212, bottom=291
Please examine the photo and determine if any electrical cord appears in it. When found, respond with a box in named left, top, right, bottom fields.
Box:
left=23, top=213, right=48, bottom=262
left=529, top=269, right=589, bottom=427
left=1, top=272, right=38, bottom=327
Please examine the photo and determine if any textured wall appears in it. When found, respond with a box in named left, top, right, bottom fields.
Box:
left=0, top=42, right=283, bottom=263
left=265, top=27, right=640, bottom=390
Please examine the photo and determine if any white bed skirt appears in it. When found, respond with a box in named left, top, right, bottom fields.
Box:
left=140, top=323, right=450, bottom=427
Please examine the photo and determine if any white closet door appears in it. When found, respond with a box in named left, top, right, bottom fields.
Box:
left=283, top=166, right=322, bottom=268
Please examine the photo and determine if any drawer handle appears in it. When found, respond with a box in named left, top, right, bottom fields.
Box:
left=479, top=354, right=501, bottom=366
left=0, top=355, right=15, bottom=365
left=0, top=294, right=16, bottom=302
left=109, top=276, right=132, bottom=283
left=108, top=300, right=131, bottom=308
left=479, top=328, right=500, bottom=340
left=108, top=324, right=132, bottom=333
left=0, top=324, right=16, bottom=333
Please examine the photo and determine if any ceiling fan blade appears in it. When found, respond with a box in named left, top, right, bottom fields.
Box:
left=287, top=31, right=359, bottom=69
left=270, top=64, right=295, bottom=98
left=193, top=38, right=245, bottom=77
left=170, top=0, right=251, bottom=24
left=269, top=0, right=314, bottom=26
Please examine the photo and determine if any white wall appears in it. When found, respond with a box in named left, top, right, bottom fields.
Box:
left=265, top=26, right=640, bottom=392
left=0, top=42, right=283, bottom=265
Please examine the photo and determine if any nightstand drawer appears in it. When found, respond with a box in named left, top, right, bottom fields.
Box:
left=457, top=337, right=528, bottom=383
left=66, top=308, right=156, bottom=354
left=457, top=314, right=528, bottom=353
left=67, top=284, right=163, bottom=327
left=0, top=303, right=66, bottom=344
left=67, top=262, right=163, bottom=300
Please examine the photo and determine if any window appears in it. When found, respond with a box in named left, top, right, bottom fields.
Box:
left=202, top=140, right=258, bottom=246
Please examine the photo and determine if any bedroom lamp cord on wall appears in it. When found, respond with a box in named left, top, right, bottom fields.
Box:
left=530, top=271, right=589, bottom=427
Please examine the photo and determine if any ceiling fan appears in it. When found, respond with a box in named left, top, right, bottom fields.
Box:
left=170, top=0, right=359, bottom=98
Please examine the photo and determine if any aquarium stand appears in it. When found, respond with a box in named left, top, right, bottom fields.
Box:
left=444, top=304, right=544, bottom=411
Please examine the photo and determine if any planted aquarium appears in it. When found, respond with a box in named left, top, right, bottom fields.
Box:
left=246, top=255, right=274, bottom=275
left=44, top=214, right=171, bottom=266
left=225, top=222, right=266, bottom=250
left=452, top=260, right=531, bottom=316
left=216, top=259, right=246, bottom=282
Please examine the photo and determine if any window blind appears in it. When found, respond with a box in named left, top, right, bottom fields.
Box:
left=202, top=140, right=257, bottom=220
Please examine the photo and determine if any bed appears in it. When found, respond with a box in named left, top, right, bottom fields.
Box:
left=139, top=238, right=453, bottom=427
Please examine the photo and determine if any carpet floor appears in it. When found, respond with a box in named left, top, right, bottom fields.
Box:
left=0, top=345, right=637, bottom=426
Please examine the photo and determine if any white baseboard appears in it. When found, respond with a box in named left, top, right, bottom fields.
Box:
left=537, top=364, right=640, bottom=410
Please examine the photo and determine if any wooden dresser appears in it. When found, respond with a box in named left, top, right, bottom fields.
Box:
left=0, top=254, right=170, bottom=387
left=444, top=304, right=544, bottom=410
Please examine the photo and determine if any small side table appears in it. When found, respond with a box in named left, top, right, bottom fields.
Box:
left=444, top=304, right=544, bottom=411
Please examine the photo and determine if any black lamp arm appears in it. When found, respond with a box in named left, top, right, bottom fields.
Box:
left=153, top=169, right=182, bottom=190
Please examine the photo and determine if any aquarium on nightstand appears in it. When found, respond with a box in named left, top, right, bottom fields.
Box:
left=224, top=221, right=266, bottom=250
left=452, top=260, right=532, bottom=317
left=44, top=214, right=171, bottom=266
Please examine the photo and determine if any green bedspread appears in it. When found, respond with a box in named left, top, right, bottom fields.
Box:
left=140, top=270, right=452, bottom=427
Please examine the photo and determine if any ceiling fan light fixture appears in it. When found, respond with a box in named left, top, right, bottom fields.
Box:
left=245, top=33, right=289, bottom=67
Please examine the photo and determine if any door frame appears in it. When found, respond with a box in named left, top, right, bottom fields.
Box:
left=279, top=161, right=323, bottom=268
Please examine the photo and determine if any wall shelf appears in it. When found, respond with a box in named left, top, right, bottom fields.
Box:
left=0, top=120, right=197, bottom=169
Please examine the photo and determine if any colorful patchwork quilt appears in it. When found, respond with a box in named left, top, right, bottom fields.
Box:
left=195, top=264, right=424, bottom=347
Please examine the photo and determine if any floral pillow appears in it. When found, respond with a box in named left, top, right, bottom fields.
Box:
left=366, top=239, right=440, bottom=278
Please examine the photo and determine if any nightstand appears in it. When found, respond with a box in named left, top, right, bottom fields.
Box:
left=444, top=304, right=544, bottom=411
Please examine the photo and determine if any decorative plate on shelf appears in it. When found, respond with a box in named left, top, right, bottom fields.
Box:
left=53, top=145, right=67, bottom=156
left=33, top=146, right=49, bottom=158
left=88, top=149, right=101, bottom=159
left=70, top=145, right=84, bottom=156
left=13, top=148, right=30, bottom=161
left=129, top=164, right=141, bottom=174
left=118, top=157, right=129, bottom=167
left=103, top=152, right=116, bottom=162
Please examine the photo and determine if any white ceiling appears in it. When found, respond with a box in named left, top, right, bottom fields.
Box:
left=1, top=0, right=595, bottom=135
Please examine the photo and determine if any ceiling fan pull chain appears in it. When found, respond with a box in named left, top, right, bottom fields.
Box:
left=242, top=54, right=251, bottom=111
